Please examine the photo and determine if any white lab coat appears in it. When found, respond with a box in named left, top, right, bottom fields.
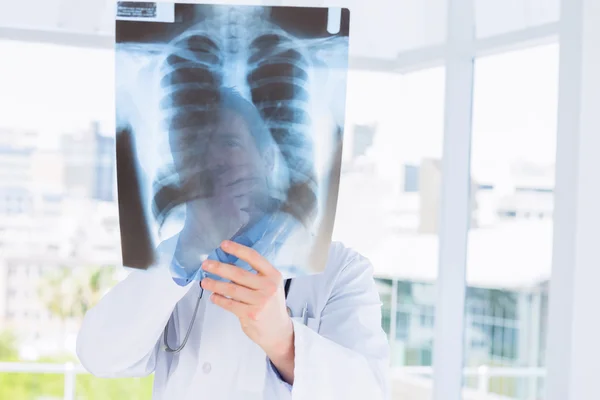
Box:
left=76, top=241, right=390, bottom=400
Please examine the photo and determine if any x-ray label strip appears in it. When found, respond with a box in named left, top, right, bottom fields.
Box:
left=117, top=2, right=175, bottom=23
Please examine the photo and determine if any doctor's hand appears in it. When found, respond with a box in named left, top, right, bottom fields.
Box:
left=200, top=240, right=295, bottom=384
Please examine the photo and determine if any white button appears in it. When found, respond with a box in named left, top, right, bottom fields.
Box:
left=202, top=362, right=212, bottom=374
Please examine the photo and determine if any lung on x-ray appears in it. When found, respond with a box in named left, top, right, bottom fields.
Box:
left=115, top=2, right=350, bottom=278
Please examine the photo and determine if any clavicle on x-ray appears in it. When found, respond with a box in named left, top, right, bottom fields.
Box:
left=115, top=2, right=350, bottom=279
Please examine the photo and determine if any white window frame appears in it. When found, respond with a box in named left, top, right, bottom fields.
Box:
left=431, top=0, right=475, bottom=399
left=545, top=0, right=600, bottom=399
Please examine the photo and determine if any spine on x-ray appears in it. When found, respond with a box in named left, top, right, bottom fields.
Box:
left=154, top=11, right=318, bottom=230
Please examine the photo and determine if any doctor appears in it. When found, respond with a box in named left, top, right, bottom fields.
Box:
left=76, top=88, right=390, bottom=399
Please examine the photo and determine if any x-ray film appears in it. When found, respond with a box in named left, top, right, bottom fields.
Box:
left=115, top=2, right=350, bottom=279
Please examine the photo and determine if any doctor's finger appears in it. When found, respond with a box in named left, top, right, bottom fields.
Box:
left=201, top=278, right=263, bottom=305
left=210, top=293, right=258, bottom=320
left=214, top=178, right=262, bottom=198
left=202, top=260, right=263, bottom=289
left=220, top=240, right=279, bottom=278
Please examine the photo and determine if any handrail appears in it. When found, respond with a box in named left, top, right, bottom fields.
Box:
left=390, top=365, right=546, bottom=377
left=0, top=362, right=546, bottom=399
left=0, top=361, right=87, bottom=374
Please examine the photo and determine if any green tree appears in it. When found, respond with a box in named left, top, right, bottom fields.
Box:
left=0, top=330, right=18, bottom=361
left=73, top=266, right=117, bottom=317
left=0, top=268, right=154, bottom=400
left=37, top=265, right=117, bottom=350
left=0, top=330, right=64, bottom=399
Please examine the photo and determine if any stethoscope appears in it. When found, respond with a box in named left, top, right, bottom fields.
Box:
left=163, top=279, right=292, bottom=353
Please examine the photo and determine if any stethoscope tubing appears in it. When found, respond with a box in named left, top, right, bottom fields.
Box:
left=163, top=279, right=292, bottom=353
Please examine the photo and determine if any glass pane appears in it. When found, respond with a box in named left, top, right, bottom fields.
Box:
left=475, top=0, right=560, bottom=39
left=375, top=278, right=394, bottom=337
left=333, top=66, right=445, bottom=396
left=395, top=282, right=435, bottom=367
left=0, top=38, right=129, bottom=395
left=465, top=43, right=558, bottom=399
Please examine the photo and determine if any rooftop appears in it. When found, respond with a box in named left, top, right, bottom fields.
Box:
left=353, top=220, right=553, bottom=291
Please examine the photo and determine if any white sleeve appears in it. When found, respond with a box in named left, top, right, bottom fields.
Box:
left=290, top=252, right=391, bottom=400
left=76, top=264, right=193, bottom=378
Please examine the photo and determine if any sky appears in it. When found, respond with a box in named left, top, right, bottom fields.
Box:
left=0, top=39, right=558, bottom=170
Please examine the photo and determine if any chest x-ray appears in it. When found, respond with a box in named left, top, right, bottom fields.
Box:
left=115, top=2, right=350, bottom=278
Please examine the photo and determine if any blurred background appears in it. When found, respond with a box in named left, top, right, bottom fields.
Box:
left=0, top=0, right=598, bottom=399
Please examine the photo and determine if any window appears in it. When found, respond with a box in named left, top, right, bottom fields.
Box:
left=403, top=165, right=420, bottom=193
left=0, top=39, right=116, bottom=372
left=396, top=311, right=410, bottom=341
left=337, top=67, right=445, bottom=368
left=464, top=43, right=558, bottom=398
left=352, top=124, right=376, bottom=159
left=375, top=278, right=393, bottom=337
left=420, top=313, right=434, bottom=328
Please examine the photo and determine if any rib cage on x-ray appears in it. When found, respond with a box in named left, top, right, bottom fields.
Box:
left=116, top=5, right=349, bottom=269
left=149, top=6, right=343, bottom=233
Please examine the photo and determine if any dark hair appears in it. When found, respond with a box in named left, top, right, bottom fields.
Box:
left=153, top=87, right=270, bottom=227
left=152, top=87, right=317, bottom=231
left=215, top=87, right=273, bottom=150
